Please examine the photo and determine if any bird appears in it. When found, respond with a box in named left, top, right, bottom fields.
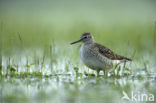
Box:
left=70, top=32, right=132, bottom=76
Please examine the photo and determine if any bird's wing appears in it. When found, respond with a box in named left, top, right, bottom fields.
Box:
left=93, top=43, right=132, bottom=61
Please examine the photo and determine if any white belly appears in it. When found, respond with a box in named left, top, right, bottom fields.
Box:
left=80, top=44, right=108, bottom=70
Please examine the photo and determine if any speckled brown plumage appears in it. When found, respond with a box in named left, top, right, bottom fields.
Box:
left=94, top=43, right=132, bottom=61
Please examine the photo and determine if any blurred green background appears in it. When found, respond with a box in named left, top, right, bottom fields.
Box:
left=0, top=0, right=156, bottom=53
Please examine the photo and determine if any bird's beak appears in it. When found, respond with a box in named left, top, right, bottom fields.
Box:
left=70, top=38, right=83, bottom=45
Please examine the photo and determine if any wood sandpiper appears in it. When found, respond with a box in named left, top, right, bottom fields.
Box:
left=70, top=32, right=132, bottom=76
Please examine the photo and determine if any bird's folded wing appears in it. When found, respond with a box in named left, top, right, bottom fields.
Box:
left=93, top=43, right=132, bottom=61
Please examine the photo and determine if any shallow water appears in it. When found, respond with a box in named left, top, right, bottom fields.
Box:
left=0, top=44, right=156, bottom=103
left=0, top=50, right=156, bottom=103
left=1, top=74, right=156, bottom=103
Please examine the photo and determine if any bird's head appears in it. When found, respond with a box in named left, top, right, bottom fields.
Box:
left=70, top=32, right=94, bottom=45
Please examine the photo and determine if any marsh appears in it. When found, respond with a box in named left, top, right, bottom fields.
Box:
left=0, top=0, right=156, bottom=103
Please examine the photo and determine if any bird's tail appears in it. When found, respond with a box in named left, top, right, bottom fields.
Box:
left=125, top=57, right=132, bottom=61
left=120, top=57, right=132, bottom=63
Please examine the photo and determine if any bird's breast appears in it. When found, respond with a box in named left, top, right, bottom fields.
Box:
left=80, top=44, right=89, bottom=62
left=80, top=44, right=106, bottom=69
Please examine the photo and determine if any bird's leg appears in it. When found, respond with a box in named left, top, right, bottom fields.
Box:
left=123, top=61, right=126, bottom=68
left=103, top=69, right=108, bottom=77
left=103, top=65, right=108, bottom=77
left=97, top=69, right=100, bottom=77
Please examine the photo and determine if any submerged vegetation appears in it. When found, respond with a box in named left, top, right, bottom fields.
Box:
left=0, top=0, right=156, bottom=103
